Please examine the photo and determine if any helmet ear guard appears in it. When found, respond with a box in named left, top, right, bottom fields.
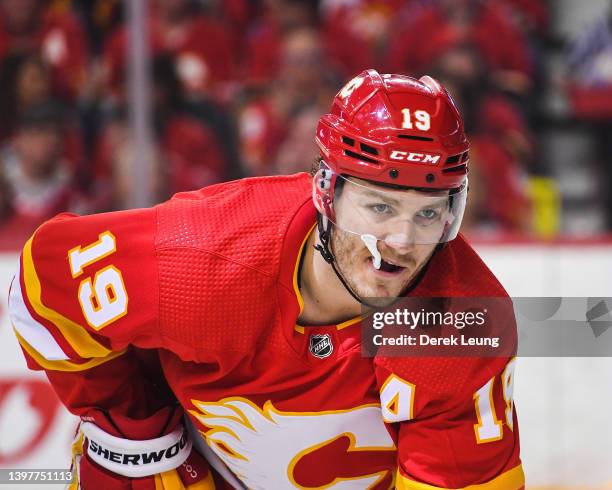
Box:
left=312, top=161, right=337, bottom=221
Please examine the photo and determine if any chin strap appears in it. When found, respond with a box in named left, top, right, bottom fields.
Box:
left=313, top=214, right=334, bottom=264
left=314, top=214, right=370, bottom=306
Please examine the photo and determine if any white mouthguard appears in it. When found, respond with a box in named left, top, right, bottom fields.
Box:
left=361, top=234, right=381, bottom=270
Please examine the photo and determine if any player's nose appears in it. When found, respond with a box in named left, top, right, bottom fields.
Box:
left=383, top=226, right=416, bottom=254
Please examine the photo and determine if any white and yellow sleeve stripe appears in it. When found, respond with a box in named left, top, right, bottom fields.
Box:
left=9, top=236, right=126, bottom=371
left=9, top=267, right=70, bottom=361
left=396, top=464, right=525, bottom=490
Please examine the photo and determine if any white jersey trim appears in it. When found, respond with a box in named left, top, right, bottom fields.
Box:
left=9, top=266, right=70, bottom=361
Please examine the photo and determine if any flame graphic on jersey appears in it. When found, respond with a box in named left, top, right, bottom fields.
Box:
left=189, top=397, right=396, bottom=490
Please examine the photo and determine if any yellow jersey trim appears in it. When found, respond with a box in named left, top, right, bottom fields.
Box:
left=14, top=328, right=126, bottom=372
left=292, top=224, right=362, bottom=334
left=292, top=223, right=317, bottom=317
left=21, top=235, right=116, bottom=359
left=336, top=316, right=365, bottom=331
left=396, top=464, right=524, bottom=490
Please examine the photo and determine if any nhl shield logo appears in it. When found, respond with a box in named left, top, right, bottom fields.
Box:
left=309, top=334, right=333, bottom=359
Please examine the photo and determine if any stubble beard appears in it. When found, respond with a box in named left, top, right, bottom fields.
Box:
left=329, top=227, right=423, bottom=307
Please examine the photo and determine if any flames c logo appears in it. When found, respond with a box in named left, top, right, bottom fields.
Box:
left=189, top=397, right=396, bottom=489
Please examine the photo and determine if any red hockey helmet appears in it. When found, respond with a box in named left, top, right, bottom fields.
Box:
left=313, top=70, right=469, bottom=246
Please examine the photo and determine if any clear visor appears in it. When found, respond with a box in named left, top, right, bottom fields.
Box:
left=330, top=175, right=467, bottom=248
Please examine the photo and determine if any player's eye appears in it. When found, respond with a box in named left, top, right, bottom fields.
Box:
left=368, top=203, right=393, bottom=215
left=415, top=208, right=440, bottom=224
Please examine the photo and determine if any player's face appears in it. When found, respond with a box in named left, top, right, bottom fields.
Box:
left=331, top=179, right=445, bottom=303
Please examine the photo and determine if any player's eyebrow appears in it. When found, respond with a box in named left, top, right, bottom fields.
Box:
left=419, top=198, right=448, bottom=209
left=358, top=188, right=402, bottom=206
left=358, top=188, right=448, bottom=209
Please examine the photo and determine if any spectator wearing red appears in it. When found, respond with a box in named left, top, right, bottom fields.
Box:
left=0, top=53, right=83, bottom=167
left=92, top=55, right=228, bottom=212
left=0, top=0, right=88, bottom=100
left=466, top=132, right=531, bottom=235
left=239, top=27, right=338, bottom=175
left=496, top=0, right=549, bottom=39
left=320, top=0, right=411, bottom=77
left=385, top=0, right=534, bottom=95
left=272, top=107, right=321, bottom=175
left=103, top=0, right=237, bottom=102
left=243, top=0, right=315, bottom=85
left=244, top=0, right=387, bottom=84
left=0, top=54, right=51, bottom=140
left=0, top=101, right=76, bottom=249
left=431, top=45, right=532, bottom=234
left=62, top=0, right=123, bottom=54
left=89, top=111, right=165, bottom=212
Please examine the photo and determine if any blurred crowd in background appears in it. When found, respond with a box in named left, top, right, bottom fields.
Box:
left=0, top=0, right=611, bottom=250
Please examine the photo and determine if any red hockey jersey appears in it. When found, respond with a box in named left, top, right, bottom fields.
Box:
left=9, top=173, right=523, bottom=489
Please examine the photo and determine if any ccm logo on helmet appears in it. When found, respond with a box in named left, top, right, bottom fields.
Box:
left=389, top=151, right=440, bottom=164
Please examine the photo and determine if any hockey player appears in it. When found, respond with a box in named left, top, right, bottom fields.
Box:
left=8, top=70, right=523, bottom=489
